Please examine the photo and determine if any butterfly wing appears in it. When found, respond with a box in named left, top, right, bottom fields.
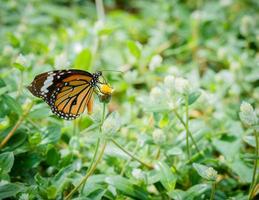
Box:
left=28, top=69, right=95, bottom=120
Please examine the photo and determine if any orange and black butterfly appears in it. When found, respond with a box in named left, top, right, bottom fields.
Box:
left=27, top=69, right=112, bottom=120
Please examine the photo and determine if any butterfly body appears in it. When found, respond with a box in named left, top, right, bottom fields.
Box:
left=28, top=69, right=103, bottom=120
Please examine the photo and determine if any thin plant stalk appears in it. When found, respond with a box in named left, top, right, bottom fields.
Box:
left=173, top=109, right=200, bottom=154
left=210, top=182, right=216, bottom=200
left=185, top=95, right=191, bottom=159
left=155, top=146, right=161, bottom=160
left=65, top=141, right=107, bottom=200
left=120, top=143, right=139, bottom=176
left=95, top=0, right=105, bottom=23
left=0, top=101, right=34, bottom=149
left=110, top=138, right=153, bottom=169
left=248, top=129, right=259, bottom=199
left=65, top=103, right=106, bottom=200
left=81, top=103, right=106, bottom=193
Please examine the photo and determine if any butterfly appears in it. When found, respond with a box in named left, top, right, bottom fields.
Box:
left=27, top=69, right=112, bottom=120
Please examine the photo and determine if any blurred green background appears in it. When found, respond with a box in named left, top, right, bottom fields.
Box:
left=0, top=0, right=258, bottom=199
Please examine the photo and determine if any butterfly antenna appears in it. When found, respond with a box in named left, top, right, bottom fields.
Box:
left=101, top=69, right=125, bottom=74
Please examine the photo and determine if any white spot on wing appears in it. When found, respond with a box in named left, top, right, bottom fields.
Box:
left=41, top=74, right=54, bottom=93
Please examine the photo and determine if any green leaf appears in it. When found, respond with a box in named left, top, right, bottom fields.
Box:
left=243, top=135, right=256, bottom=147
left=0, top=182, right=23, bottom=199
left=74, top=48, right=92, bottom=70
left=0, top=152, right=14, bottom=174
left=167, top=189, right=185, bottom=200
left=2, top=95, right=22, bottom=115
left=13, top=63, right=26, bottom=71
left=46, top=185, right=57, bottom=199
left=41, top=125, right=61, bottom=145
left=127, top=40, right=141, bottom=59
left=46, top=148, right=60, bottom=166
left=105, top=175, right=149, bottom=200
left=212, top=138, right=241, bottom=160
left=28, top=107, right=51, bottom=119
left=155, top=161, right=177, bottom=192
left=185, top=184, right=210, bottom=200
left=53, top=164, right=76, bottom=193
left=168, top=184, right=210, bottom=200
left=188, top=91, right=201, bottom=105
left=0, top=87, right=8, bottom=96
left=230, top=158, right=253, bottom=183
left=193, top=163, right=217, bottom=181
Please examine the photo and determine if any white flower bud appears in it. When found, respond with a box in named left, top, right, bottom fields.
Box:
left=164, top=75, right=175, bottom=91
left=175, top=77, right=190, bottom=94
left=149, top=55, right=162, bottom=71
left=152, top=129, right=166, bottom=145
left=150, top=87, right=163, bottom=101
left=205, top=167, right=218, bottom=181
left=240, top=101, right=254, bottom=114
left=132, top=168, right=145, bottom=180
left=102, top=112, right=121, bottom=136
left=15, top=54, right=27, bottom=66
left=239, top=101, right=258, bottom=126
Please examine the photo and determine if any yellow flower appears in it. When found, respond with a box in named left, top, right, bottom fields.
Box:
left=100, top=84, right=113, bottom=95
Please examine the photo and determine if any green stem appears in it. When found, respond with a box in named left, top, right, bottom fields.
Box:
left=65, top=103, right=106, bottom=199
left=155, top=146, right=161, bottom=160
left=95, top=0, right=105, bottom=22
left=248, top=129, right=259, bottom=199
left=110, top=138, right=153, bottom=169
left=210, top=182, right=216, bottom=200
left=120, top=143, right=139, bottom=176
left=65, top=141, right=107, bottom=200
left=0, top=101, right=34, bottom=149
left=185, top=95, right=190, bottom=159
left=173, top=109, right=201, bottom=154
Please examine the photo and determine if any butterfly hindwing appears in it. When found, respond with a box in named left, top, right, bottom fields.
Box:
left=28, top=69, right=96, bottom=120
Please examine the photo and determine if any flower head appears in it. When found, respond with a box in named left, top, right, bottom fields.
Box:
left=175, top=77, right=190, bottom=94
left=100, top=84, right=114, bottom=95
left=239, top=101, right=258, bottom=126
left=152, top=128, right=166, bottom=145
left=132, top=168, right=145, bottom=180
left=149, top=55, right=162, bottom=71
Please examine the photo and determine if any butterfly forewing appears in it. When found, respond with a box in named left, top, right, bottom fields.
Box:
left=28, top=69, right=97, bottom=120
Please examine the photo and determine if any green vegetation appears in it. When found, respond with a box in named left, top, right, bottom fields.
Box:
left=0, top=0, right=258, bottom=199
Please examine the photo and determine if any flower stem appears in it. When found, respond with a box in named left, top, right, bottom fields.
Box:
left=65, top=141, right=107, bottom=200
left=65, top=103, right=106, bottom=199
left=95, top=0, right=105, bottom=22
left=0, top=101, right=34, bottom=149
left=173, top=109, right=201, bottom=154
left=210, top=182, right=216, bottom=200
left=248, top=129, right=259, bottom=199
left=110, top=138, right=153, bottom=169
left=185, top=95, right=190, bottom=159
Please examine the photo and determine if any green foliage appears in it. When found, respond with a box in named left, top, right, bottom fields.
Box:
left=0, top=0, right=258, bottom=199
